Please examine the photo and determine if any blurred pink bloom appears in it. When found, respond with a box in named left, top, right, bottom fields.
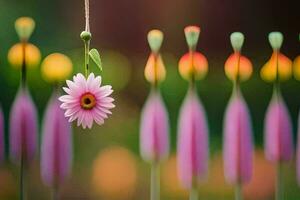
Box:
left=297, top=111, right=300, bottom=185
left=59, top=73, right=114, bottom=129
left=223, top=91, right=253, bottom=185
left=140, top=90, right=169, bottom=162
left=264, top=92, right=293, bottom=162
left=0, top=106, right=4, bottom=163
left=10, top=88, right=38, bottom=164
left=177, top=88, right=209, bottom=189
left=41, top=93, right=72, bottom=187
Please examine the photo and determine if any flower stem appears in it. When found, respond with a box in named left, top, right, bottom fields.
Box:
left=235, top=183, right=243, bottom=200
left=151, top=163, right=160, bottom=200
left=84, top=40, right=90, bottom=77
left=20, top=154, right=26, bottom=200
left=52, top=186, right=60, bottom=200
left=21, top=40, right=27, bottom=87
left=189, top=186, right=198, bottom=200
left=276, top=162, right=284, bottom=200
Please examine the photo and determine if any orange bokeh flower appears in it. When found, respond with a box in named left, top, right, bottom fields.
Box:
left=178, top=51, right=208, bottom=81
left=224, top=52, right=252, bottom=82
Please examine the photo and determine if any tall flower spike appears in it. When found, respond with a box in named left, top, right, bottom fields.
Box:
left=0, top=107, right=4, bottom=163
left=262, top=32, right=293, bottom=200
left=179, top=26, right=208, bottom=81
left=140, top=29, right=169, bottom=200
left=223, top=91, right=253, bottom=185
left=223, top=32, right=254, bottom=200
left=10, top=88, right=38, bottom=164
left=177, top=26, right=209, bottom=200
left=261, top=32, right=292, bottom=82
left=177, top=88, right=209, bottom=189
left=41, top=93, right=72, bottom=188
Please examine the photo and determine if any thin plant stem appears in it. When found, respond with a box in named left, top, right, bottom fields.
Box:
left=276, top=162, right=283, bottom=200
left=150, top=163, right=160, bottom=200
left=21, top=40, right=27, bottom=87
left=52, top=186, right=60, bottom=200
left=235, top=183, right=243, bottom=200
left=189, top=186, right=198, bottom=200
left=20, top=154, right=26, bottom=200
left=84, top=40, right=90, bottom=77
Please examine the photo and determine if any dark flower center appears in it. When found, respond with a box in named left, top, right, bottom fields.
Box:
left=80, top=92, right=96, bottom=110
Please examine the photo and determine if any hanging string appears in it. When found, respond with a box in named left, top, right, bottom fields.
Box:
left=85, top=0, right=90, bottom=32
left=82, top=0, right=91, bottom=77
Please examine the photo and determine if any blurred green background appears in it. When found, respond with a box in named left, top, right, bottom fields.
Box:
left=0, top=0, right=300, bottom=199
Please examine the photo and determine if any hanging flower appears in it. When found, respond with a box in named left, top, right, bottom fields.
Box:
left=223, top=91, right=253, bottom=184
left=177, top=88, right=209, bottom=189
left=10, top=88, right=38, bottom=164
left=264, top=92, right=293, bottom=162
left=140, top=90, right=169, bottom=162
left=0, top=107, right=4, bottom=163
left=41, top=94, right=72, bottom=187
left=59, top=73, right=114, bottom=129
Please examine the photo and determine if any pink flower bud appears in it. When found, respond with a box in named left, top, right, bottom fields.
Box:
left=177, top=88, right=209, bottom=189
left=140, top=90, right=169, bottom=163
left=264, top=92, right=293, bottom=162
left=41, top=93, right=72, bottom=187
left=9, top=88, right=38, bottom=164
left=223, top=91, right=253, bottom=185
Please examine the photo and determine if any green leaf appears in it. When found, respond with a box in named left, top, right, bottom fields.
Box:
left=89, top=48, right=102, bottom=71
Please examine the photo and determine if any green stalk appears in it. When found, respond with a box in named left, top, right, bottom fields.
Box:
left=84, top=40, right=90, bottom=77
left=20, top=154, right=26, bottom=200
left=52, top=186, right=59, bottom=200
left=150, top=163, right=160, bottom=200
left=235, top=183, right=243, bottom=200
left=189, top=186, right=198, bottom=200
left=276, top=162, right=284, bottom=200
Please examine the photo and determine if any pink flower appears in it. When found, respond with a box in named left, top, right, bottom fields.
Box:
left=0, top=106, right=4, bottom=163
left=140, top=90, right=169, bottom=162
left=264, top=92, right=293, bottom=162
left=41, top=93, right=72, bottom=187
left=223, top=91, right=253, bottom=185
left=177, top=88, right=209, bottom=189
left=297, top=111, right=300, bottom=185
left=59, top=73, right=114, bottom=129
left=10, top=88, right=38, bottom=164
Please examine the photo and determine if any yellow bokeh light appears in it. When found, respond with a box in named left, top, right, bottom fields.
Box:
left=41, top=53, right=73, bottom=83
left=8, top=43, right=41, bottom=69
left=260, top=52, right=292, bottom=82
left=92, top=146, right=137, bottom=200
